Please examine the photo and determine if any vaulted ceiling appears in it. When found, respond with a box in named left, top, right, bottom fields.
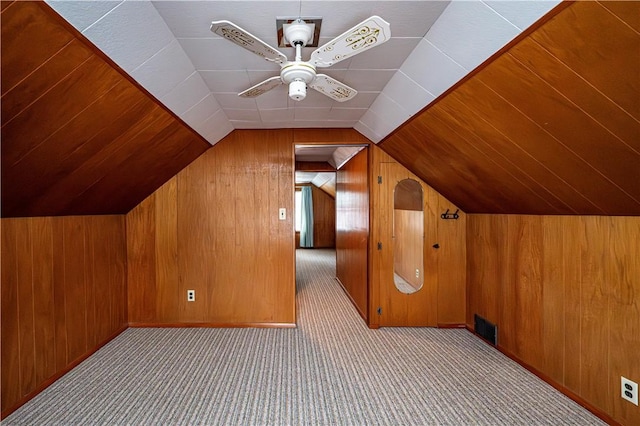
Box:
left=44, top=0, right=561, bottom=142
left=2, top=1, right=639, bottom=217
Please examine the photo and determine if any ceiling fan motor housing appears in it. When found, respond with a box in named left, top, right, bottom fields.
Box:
left=284, top=19, right=313, bottom=46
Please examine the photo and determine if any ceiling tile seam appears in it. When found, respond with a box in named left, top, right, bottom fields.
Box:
left=394, top=70, right=437, bottom=100
left=358, top=108, right=397, bottom=141
left=370, top=92, right=411, bottom=124
left=419, top=38, right=469, bottom=73
left=479, top=0, right=531, bottom=32
left=77, top=0, right=125, bottom=34
left=160, top=71, right=210, bottom=115
left=475, top=79, right=640, bottom=207
left=131, top=39, right=193, bottom=74
left=353, top=122, right=381, bottom=144
left=181, top=95, right=222, bottom=123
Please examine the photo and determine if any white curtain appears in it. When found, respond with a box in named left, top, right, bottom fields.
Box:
left=300, top=186, right=314, bottom=248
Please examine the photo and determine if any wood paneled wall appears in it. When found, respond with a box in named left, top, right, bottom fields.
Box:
left=126, top=130, right=295, bottom=325
left=370, top=146, right=466, bottom=327
left=467, top=215, right=640, bottom=425
left=336, top=149, right=370, bottom=321
left=1, top=215, right=127, bottom=417
left=380, top=1, right=640, bottom=215
left=1, top=1, right=209, bottom=217
left=312, top=185, right=336, bottom=248
left=295, top=185, right=335, bottom=249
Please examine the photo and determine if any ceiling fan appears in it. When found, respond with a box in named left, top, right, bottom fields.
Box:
left=210, top=16, right=391, bottom=102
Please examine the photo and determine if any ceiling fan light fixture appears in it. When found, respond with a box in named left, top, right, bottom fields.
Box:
left=289, top=79, right=307, bottom=101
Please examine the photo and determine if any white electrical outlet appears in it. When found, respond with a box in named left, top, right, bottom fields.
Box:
left=415, top=269, right=420, bottom=278
left=187, top=290, right=195, bottom=302
left=621, top=376, right=638, bottom=406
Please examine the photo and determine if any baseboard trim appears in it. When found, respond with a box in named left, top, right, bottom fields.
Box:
left=1, top=324, right=128, bottom=420
left=334, top=277, right=368, bottom=323
left=437, top=323, right=466, bottom=328
left=464, top=326, right=619, bottom=426
left=128, top=322, right=297, bottom=329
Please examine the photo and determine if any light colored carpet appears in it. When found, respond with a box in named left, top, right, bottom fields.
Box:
left=4, top=249, right=604, bottom=425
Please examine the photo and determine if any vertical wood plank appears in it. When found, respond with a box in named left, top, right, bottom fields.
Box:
left=336, top=148, right=370, bottom=321
left=126, top=195, right=157, bottom=323
left=562, top=216, right=582, bottom=393
left=51, top=217, right=68, bottom=370
left=83, top=217, right=97, bottom=350
left=15, top=219, right=36, bottom=397
left=177, top=151, right=208, bottom=322
left=579, top=216, right=610, bottom=413
left=436, top=192, right=466, bottom=324
left=609, top=217, right=640, bottom=425
left=155, top=178, right=179, bottom=322
left=31, top=217, right=56, bottom=385
left=91, top=216, right=114, bottom=343
left=311, top=185, right=336, bottom=248
left=1, top=215, right=128, bottom=416
left=1, top=220, right=21, bottom=412
left=542, top=216, right=565, bottom=383
left=499, top=216, right=516, bottom=350
left=513, top=216, right=544, bottom=370
left=110, top=216, right=128, bottom=330
left=62, top=216, right=87, bottom=363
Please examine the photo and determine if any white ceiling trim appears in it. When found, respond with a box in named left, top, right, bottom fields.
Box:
left=46, top=0, right=561, bottom=145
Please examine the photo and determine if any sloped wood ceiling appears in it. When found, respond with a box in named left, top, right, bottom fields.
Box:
left=380, top=1, right=640, bottom=215
left=1, top=1, right=210, bottom=218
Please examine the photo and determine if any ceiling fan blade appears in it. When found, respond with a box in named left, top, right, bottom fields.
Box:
left=211, top=20, right=288, bottom=64
left=310, top=74, right=357, bottom=102
left=310, top=16, right=391, bottom=67
left=238, top=76, right=283, bottom=98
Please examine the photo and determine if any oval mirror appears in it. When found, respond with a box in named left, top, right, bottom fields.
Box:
left=393, top=179, right=424, bottom=294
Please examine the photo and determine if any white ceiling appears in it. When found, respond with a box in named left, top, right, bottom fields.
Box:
left=46, top=0, right=561, bottom=145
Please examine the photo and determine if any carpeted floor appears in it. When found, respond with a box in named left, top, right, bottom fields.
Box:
left=4, top=249, right=604, bottom=425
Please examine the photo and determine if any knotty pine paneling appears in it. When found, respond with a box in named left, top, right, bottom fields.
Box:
left=0, top=216, right=127, bottom=418
left=1, top=1, right=209, bottom=217
left=380, top=1, right=640, bottom=215
left=127, top=130, right=296, bottom=325
left=370, top=146, right=466, bottom=327
left=312, top=185, right=336, bottom=248
left=466, top=215, right=640, bottom=425
left=336, top=149, right=370, bottom=321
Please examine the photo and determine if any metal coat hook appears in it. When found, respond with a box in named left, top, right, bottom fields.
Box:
left=440, top=209, right=459, bottom=220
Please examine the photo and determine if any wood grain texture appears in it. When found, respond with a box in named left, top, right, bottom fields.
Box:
left=466, top=215, right=640, bottom=425
left=1, top=2, right=209, bottom=217
left=311, top=185, right=335, bottom=248
left=0, top=216, right=127, bottom=417
left=1, top=220, right=21, bottom=412
left=380, top=1, right=640, bottom=215
left=335, top=148, right=370, bottom=321
left=293, top=128, right=370, bottom=144
left=371, top=146, right=465, bottom=327
left=126, top=129, right=297, bottom=325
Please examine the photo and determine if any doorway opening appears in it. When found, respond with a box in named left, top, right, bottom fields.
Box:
left=294, top=143, right=369, bottom=323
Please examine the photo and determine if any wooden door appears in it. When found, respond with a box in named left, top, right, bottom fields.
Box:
left=376, top=162, right=438, bottom=326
